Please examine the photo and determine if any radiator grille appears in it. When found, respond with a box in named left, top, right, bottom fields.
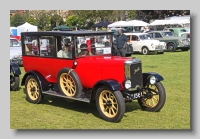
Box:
left=130, top=63, right=143, bottom=89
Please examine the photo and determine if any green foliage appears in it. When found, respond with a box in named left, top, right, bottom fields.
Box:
left=66, top=15, right=84, bottom=28
left=50, top=11, right=63, bottom=27
left=127, top=10, right=137, bottom=20
left=10, top=51, right=190, bottom=129
left=10, top=13, right=26, bottom=27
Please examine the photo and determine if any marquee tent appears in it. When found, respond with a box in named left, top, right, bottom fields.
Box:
left=108, top=20, right=149, bottom=28
left=149, top=19, right=190, bottom=26
left=17, top=22, right=38, bottom=36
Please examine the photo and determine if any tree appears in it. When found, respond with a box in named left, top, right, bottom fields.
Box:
left=10, top=13, right=26, bottom=27
left=127, top=10, right=137, bottom=20
left=50, top=11, right=63, bottom=26
left=65, top=15, right=84, bottom=29
left=23, top=11, right=38, bottom=26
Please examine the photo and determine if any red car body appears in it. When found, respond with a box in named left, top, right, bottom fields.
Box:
left=23, top=55, right=130, bottom=88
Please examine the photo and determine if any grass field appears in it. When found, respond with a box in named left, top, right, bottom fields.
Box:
left=10, top=50, right=190, bottom=129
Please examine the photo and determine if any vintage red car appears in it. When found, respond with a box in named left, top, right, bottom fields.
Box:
left=20, top=31, right=166, bottom=122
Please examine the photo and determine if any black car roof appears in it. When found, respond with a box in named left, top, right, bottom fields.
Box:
left=21, top=31, right=113, bottom=36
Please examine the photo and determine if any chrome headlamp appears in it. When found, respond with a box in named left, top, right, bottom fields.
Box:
left=149, top=75, right=156, bottom=84
left=125, top=80, right=131, bottom=89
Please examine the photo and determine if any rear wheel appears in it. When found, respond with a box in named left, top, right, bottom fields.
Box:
left=142, top=47, right=149, bottom=55
left=25, top=75, right=43, bottom=104
left=137, top=82, right=166, bottom=112
left=96, top=85, right=125, bottom=122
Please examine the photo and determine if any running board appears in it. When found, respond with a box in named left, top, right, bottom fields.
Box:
left=43, top=91, right=90, bottom=103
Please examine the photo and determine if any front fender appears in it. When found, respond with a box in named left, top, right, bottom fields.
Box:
left=90, top=79, right=121, bottom=103
left=95, top=80, right=121, bottom=91
left=10, top=62, right=21, bottom=76
left=143, top=72, right=164, bottom=85
left=21, top=70, right=50, bottom=92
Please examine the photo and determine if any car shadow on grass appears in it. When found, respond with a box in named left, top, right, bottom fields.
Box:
left=32, top=95, right=142, bottom=120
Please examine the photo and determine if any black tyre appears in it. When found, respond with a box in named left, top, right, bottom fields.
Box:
left=10, top=69, right=20, bottom=91
left=137, top=82, right=166, bottom=112
left=142, top=47, right=149, bottom=55
left=96, top=85, right=125, bottom=122
left=25, top=75, right=43, bottom=104
left=57, top=68, right=82, bottom=98
left=167, top=43, right=176, bottom=52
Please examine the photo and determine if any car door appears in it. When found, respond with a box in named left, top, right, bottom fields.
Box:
left=130, top=35, right=142, bottom=52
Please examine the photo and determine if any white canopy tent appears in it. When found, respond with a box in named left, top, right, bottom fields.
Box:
left=17, top=22, right=38, bottom=36
left=149, top=19, right=190, bottom=26
left=108, top=20, right=149, bottom=28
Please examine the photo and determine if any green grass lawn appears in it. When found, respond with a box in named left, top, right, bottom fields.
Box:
left=10, top=50, right=190, bottom=129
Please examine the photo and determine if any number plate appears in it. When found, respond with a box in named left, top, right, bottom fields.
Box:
left=131, top=92, right=143, bottom=99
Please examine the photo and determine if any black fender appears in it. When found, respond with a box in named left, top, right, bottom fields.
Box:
left=143, top=72, right=164, bottom=85
left=21, top=70, right=50, bottom=92
left=90, top=79, right=121, bottom=103
left=10, top=62, right=21, bottom=76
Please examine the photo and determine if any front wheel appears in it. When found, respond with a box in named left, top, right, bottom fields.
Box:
left=137, top=82, right=166, bottom=112
left=167, top=43, right=176, bottom=52
left=96, top=85, right=125, bottom=122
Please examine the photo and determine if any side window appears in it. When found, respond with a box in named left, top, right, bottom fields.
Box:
left=155, top=33, right=162, bottom=38
left=57, top=36, right=72, bottom=59
left=132, top=35, right=138, bottom=41
left=24, top=36, right=39, bottom=56
left=148, top=33, right=153, bottom=38
left=39, top=36, right=55, bottom=57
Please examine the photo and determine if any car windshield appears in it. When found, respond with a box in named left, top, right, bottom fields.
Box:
left=162, top=32, right=174, bottom=37
left=139, top=34, right=152, bottom=40
left=75, top=34, right=112, bottom=57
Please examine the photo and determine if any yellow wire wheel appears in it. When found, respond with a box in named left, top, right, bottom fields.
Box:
left=137, top=82, right=166, bottom=112
left=25, top=75, right=43, bottom=104
left=59, top=73, right=76, bottom=97
left=96, top=85, right=125, bottom=122
left=99, top=90, right=118, bottom=118
left=57, top=68, right=82, bottom=98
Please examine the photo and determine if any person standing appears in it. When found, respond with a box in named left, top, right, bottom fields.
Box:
left=116, top=29, right=127, bottom=57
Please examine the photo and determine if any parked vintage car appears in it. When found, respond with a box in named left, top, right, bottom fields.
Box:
left=10, top=62, right=21, bottom=91
left=163, top=27, right=187, bottom=37
left=179, top=32, right=190, bottom=42
left=147, top=31, right=190, bottom=52
left=10, top=38, right=23, bottom=65
left=20, top=31, right=166, bottom=122
left=124, top=32, right=166, bottom=55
